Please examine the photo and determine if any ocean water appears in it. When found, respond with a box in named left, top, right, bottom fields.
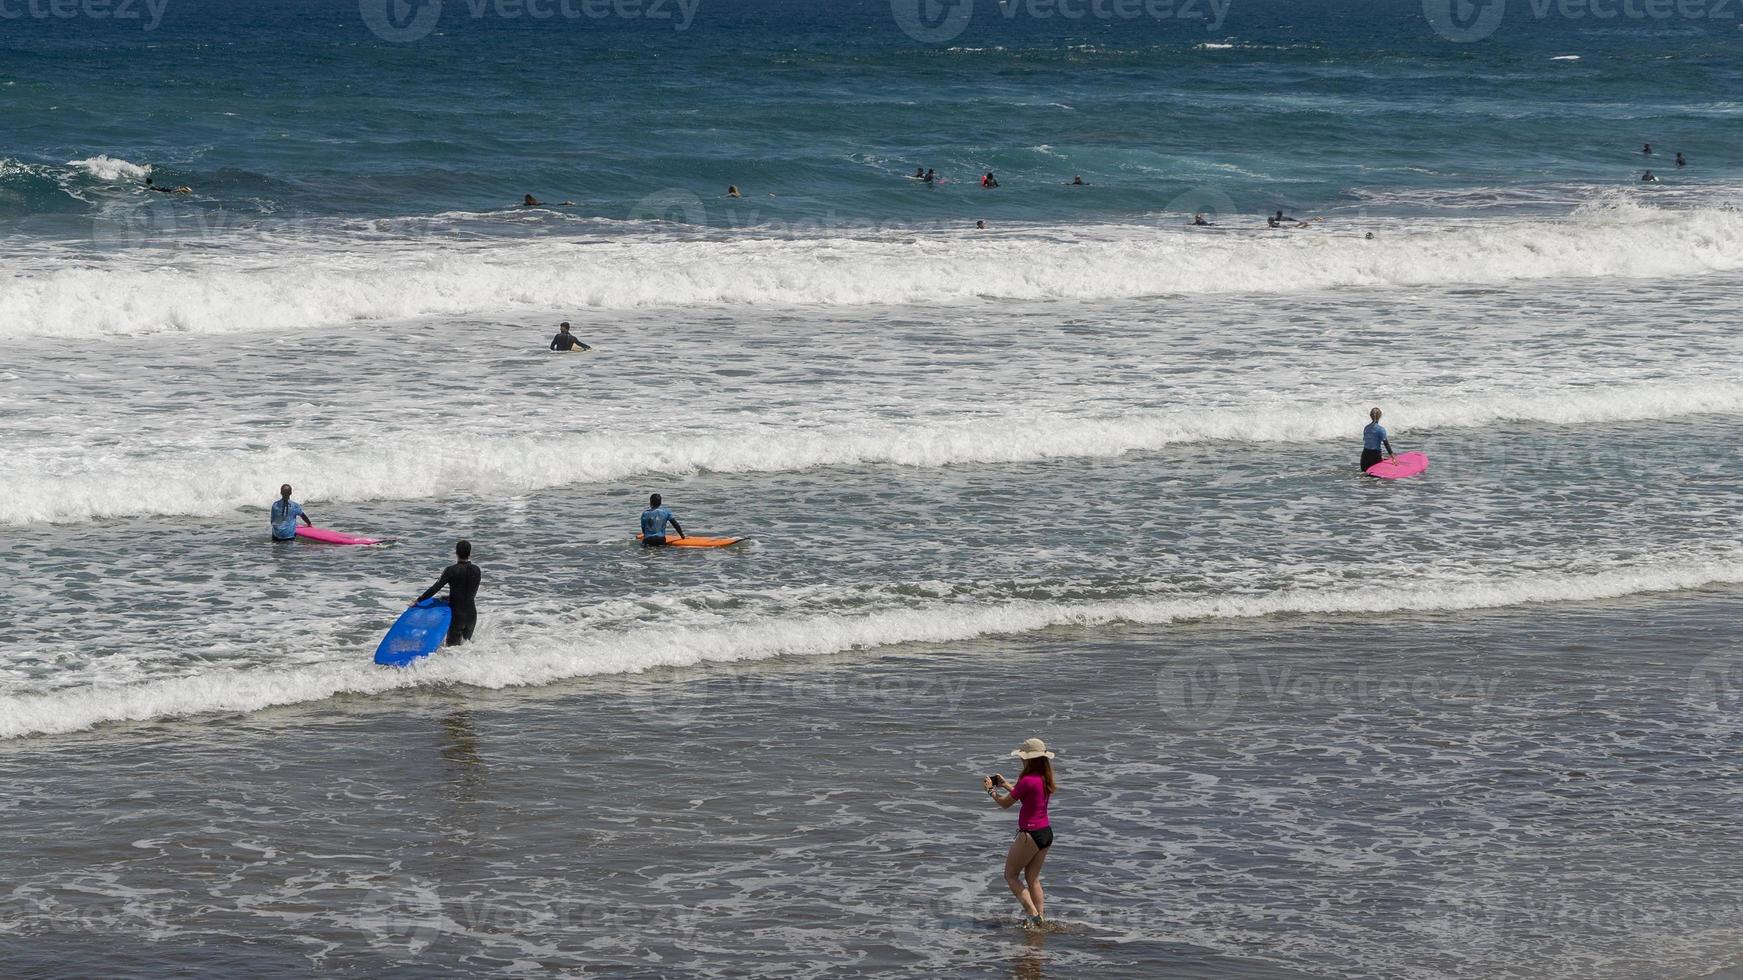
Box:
left=6, top=0, right=1743, bottom=976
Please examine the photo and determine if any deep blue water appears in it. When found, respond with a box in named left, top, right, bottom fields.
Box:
left=4, top=0, right=1741, bottom=232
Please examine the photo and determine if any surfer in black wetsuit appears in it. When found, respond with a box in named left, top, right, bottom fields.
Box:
left=550, top=321, right=591, bottom=351
left=415, top=540, right=481, bottom=647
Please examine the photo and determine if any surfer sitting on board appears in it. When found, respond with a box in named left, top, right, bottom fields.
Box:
left=415, top=540, right=481, bottom=647
left=640, top=494, right=685, bottom=546
left=1361, top=408, right=1395, bottom=473
left=271, top=484, right=314, bottom=541
left=550, top=321, right=592, bottom=352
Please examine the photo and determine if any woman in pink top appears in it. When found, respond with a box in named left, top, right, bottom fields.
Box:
left=982, top=737, right=1058, bottom=928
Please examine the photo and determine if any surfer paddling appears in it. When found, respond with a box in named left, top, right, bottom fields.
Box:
left=1362, top=407, right=1396, bottom=473
left=271, top=484, right=314, bottom=541
left=414, top=540, right=481, bottom=647
left=640, top=493, right=685, bottom=546
left=983, top=738, right=1059, bottom=930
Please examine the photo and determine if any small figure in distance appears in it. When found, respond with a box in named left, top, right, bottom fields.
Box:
left=975, top=219, right=987, bottom=230
left=924, top=168, right=937, bottom=184
left=1070, top=175, right=1084, bottom=185
left=1643, top=142, right=1653, bottom=156
left=144, top=177, right=191, bottom=194
left=1675, top=151, right=1687, bottom=168
left=981, top=171, right=999, bottom=189
left=1191, top=213, right=1212, bottom=226
left=521, top=194, right=573, bottom=207
left=1641, top=170, right=1660, bottom=183
left=549, top=321, right=591, bottom=352
left=726, top=185, right=743, bottom=198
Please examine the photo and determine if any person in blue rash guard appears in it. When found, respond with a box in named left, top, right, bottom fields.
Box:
left=640, top=493, right=686, bottom=546
left=271, top=483, right=314, bottom=540
left=1361, top=407, right=1395, bottom=473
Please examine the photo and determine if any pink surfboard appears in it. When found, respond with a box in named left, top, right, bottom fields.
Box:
left=1365, top=451, right=1429, bottom=480
left=296, top=526, right=383, bottom=546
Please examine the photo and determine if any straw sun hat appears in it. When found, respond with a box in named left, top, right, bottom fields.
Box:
left=1011, top=738, right=1056, bottom=760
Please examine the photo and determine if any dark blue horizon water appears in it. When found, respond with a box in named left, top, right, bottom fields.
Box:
left=4, top=0, right=1742, bottom=234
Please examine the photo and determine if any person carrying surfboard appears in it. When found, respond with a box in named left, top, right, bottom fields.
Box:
left=271, top=484, right=314, bottom=541
left=414, top=540, right=481, bottom=647
left=1362, top=407, right=1395, bottom=473
left=640, top=494, right=685, bottom=547
left=549, top=322, right=591, bottom=352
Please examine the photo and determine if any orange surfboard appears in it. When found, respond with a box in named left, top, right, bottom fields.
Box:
left=636, top=534, right=744, bottom=548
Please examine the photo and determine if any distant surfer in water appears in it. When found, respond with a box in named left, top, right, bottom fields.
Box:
left=983, top=738, right=1058, bottom=930
left=1643, top=142, right=1653, bottom=156
left=975, top=219, right=986, bottom=230
left=914, top=167, right=926, bottom=179
left=1362, top=408, right=1395, bottom=473
left=271, top=484, right=314, bottom=541
left=981, top=172, right=999, bottom=189
left=1070, top=176, right=1084, bottom=185
left=640, top=493, right=685, bottom=546
left=1641, top=170, right=1660, bottom=183
left=1267, top=209, right=1305, bottom=228
left=924, top=168, right=937, bottom=184
left=1676, top=151, right=1687, bottom=168
left=415, top=539, right=481, bottom=647
left=521, top=194, right=573, bottom=207
left=144, top=177, right=191, bottom=194
left=1191, top=213, right=1212, bottom=226
left=549, top=321, right=591, bottom=352
left=726, top=185, right=743, bottom=198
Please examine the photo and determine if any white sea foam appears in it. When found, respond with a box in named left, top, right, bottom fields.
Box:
left=3, top=557, right=1738, bottom=739
left=65, top=154, right=152, bottom=182
left=5, top=379, right=1739, bottom=526
left=5, top=200, right=1743, bottom=339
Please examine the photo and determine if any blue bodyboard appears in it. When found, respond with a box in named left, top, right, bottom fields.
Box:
left=374, top=598, right=451, bottom=667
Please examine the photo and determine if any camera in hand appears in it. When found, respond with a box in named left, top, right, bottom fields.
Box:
left=987, top=774, right=1004, bottom=786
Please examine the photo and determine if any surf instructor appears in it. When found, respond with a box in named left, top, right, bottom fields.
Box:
left=271, top=484, right=314, bottom=541
left=640, top=494, right=685, bottom=546
left=1362, top=407, right=1395, bottom=473
left=415, top=540, right=481, bottom=647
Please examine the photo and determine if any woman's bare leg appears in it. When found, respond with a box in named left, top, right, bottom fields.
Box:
left=1023, top=846, right=1049, bottom=919
left=1003, top=833, right=1041, bottom=917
